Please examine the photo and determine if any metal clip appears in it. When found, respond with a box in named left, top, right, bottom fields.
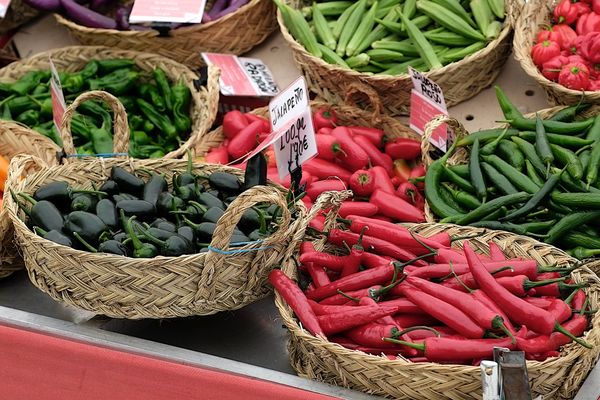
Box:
left=494, top=347, right=532, bottom=400
left=481, top=360, right=500, bottom=400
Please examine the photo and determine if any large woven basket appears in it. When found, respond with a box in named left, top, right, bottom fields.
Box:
left=274, top=191, right=600, bottom=400
left=276, top=0, right=519, bottom=117
left=4, top=91, right=307, bottom=319
left=55, top=0, right=277, bottom=67
left=0, top=121, right=60, bottom=278
left=0, top=0, right=39, bottom=35
left=513, top=0, right=600, bottom=106
left=195, top=83, right=421, bottom=157
left=0, top=45, right=220, bottom=159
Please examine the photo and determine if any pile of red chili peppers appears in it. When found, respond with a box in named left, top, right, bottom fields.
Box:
left=203, top=108, right=426, bottom=223
left=532, top=0, right=600, bottom=91
left=270, top=217, right=593, bottom=364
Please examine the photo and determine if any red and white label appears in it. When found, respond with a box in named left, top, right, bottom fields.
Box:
left=130, top=0, right=207, bottom=23
left=49, top=57, right=66, bottom=132
left=408, top=67, right=449, bottom=152
left=202, top=53, right=278, bottom=97
left=0, top=0, right=12, bottom=18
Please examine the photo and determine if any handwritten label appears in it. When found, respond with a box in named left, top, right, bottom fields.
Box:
left=408, top=67, right=449, bottom=152
left=270, top=77, right=316, bottom=180
left=49, top=57, right=66, bottom=133
left=0, top=0, right=12, bottom=18
left=202, top=53, right=278, bottom=97
left=130, top=0, right=207, bottom=23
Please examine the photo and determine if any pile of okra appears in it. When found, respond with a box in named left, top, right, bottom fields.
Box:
left=425, top=86, right=600, bottom=260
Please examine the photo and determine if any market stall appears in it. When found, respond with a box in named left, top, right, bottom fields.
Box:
left=0, top=0, right=599, bottom=398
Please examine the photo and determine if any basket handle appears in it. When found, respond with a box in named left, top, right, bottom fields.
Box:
left=60, top=90, right=130, bottom=158
left=4, top=154, right=47, bottom=195
left=343, top=81, right=384, bottom=123
left=420, top=115, right=469, bottom=169
left=196, top=185, right=293, bottom=299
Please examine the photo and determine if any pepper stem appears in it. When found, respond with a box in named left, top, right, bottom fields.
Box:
left=382, top=337, right=425, bottom=351
left=336, top=289, right=360, bottom=302
left=186, top=149, right=194, bottom=174
left=491, top=266, right=514, bottom=275
left=492, top=316, right=516, bottom=344
left=254, top=206, right=268, bottom=234
left=73, top=232, right=98, bottom=253
left=523, top=276, right=566, bottom=290
left=449, top=231, right=487, bottom=243
left=393, top=326, right=441, bottom=338
left=17, top=192, right=38, bottom=205
left=409, top=230, right=437, bottom=254
left=538, top=264, right=577, bottom=274
left=10, top=189, right=32, bottom=217
left=564, top=288, right=580, bottom=305
left=392, top=252, right=436, bottom=270
left=354, top=226, right=368, bottom=251
left=450, top=262, right=474, bottom=293
left=336, top=217, right=352, bottom=226
left=554, top=322, right=592, bottom=349
left=33, top=226, right=48, bottom=236
left=121, top=209, right=143, bottom=251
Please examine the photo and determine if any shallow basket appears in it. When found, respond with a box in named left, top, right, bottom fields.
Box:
left=195, top=84, right=421, bottom=157
left=0, top=0, right=39, bottom=35
left=0, top=121, right=60, bottom=278
left=55, top=0, right=277, bottom=67
left=276, top=0, right=518, bottom=117
left=0, top=45, right=220, bottom=159
left=513, top=0, right=600, bottom=106
left=274, top=191, right=600, bottom=400
left=4, top=91, right=307, bottom=319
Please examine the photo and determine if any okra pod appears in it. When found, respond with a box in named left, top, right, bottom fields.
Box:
left=336, top=0, right=367, bottom=56
left=396, top=8, right=442, bottom=69
left=346, top=0, right=379, bottom=56
left=312, top=3, right=337, bottom=50
left=416, top=0, right=486, bottom=41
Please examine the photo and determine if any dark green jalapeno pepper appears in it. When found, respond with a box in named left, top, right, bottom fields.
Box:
left=111, top=166, right=145, bottom=197
left=112, top=232, right=128, bottom=243
left=112, top=193, right=139, bottom=203
left=99, top=180, right=119, bottom=196
left=143, top=227, right=177, bottom=241
left=137, top=98, right=178, bottom=140
left=201, top=206, right=225, bottom=224
left=248, top=229, right=264, bottom=241
left=33, top=181, right=105, bottom=207
left=171, top=201, right=206, bottom=222
left=177, top=226, right=195, bottom=243
left=122, top=210, right=158, bottom=258
left=150, top=218, right=177, bottom=232
left=33, top=226, right=72, bottom=247
left=239, top=207, right=267, bottom=235
left=116, top=199, right=156, bottom=219
left=64, top=211, right=107, bottom=245
left=197, top=192, right=225, bottom=210
left=174, top=151, right=196, bottom=187
left=183, top=218, right=244, bottom=243
left=98, top=240, right=129, bottom=256
left=89, top=68, right=139, bottom=96
left=209, top=172, right=242, bottom=195
left=244, top=153, right=267, bottom=190
left=157, top=192, right=184, bottom=217
left=143, top=231, right=194, bottom=257
left=71, top=193, right=100, bottom=212
left=142, top=173, right=167, bottom=208
left=153, top=68, right=173, bottom=111
left=96, top=198, right=119, bottom=230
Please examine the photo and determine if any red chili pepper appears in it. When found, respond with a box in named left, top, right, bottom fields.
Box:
left=571, top=289, right=586, bottom=309
left=407, top=326, right=457, bottom=340
left=385, top=138, right=421, bottom=160
left=348, top=169, right=376, bottom=197
left=434, top=248, right=467, bottom=264
left=330, top=127, right=370, bottom=170
left=361, top=252, right=394, bottom=269
left=318, top=127, right=333, bottom=135
left=371, top=214, right=394, bottom=222
left=303, top=158, right=353, bottom=182
left=495, top=275, right=566, bottom=297
left=554, top=0, right=578, bottom=25
left=409, top=165, right=426, bottom=190
left=427, top=232, right=452, bottom=247
left=525, top=351, right=560, bottom=361
left=317, top=304, right=399, bottom=335
left=308, top=300, right=357, bottom=315
left=594, top=0, right=600, bottom=13
left=328, top=336, right=410, bottom=356
left=532, top=280, right=587, bottom=297
left=299, top=251, right=346, bottom=272
left=346, top=322, right=403, bottom=348
left=394, top=314, right=440, bottom=328
left=269, top=269, right=325, bottom=337
left=302, top=196, right=314, bottom=210
left=306, top=263, right=396, bottom=301
left=558, top=62, right=591, bottom=90
left=542, top=55, right=570, bottom=81
left=359, top=296, right=398, bottom=326
left=573, top=1, right=592, bottom=16
left=396, top=181, right=425, bottom=209
left=300, top=241, right=316, bottom=255
left=532, top=40, right=562, bottom=67
left=399, top=284, right=485, bottom=338
left=408, top=260, right=533, bottom=280
left=204, top=145, right=229, bottom=164
left=313, top=107, right=337, bottom=130
left=339, top=201, right=379, bottom=218
left=227, top=120, right=264, bottom=160
left=222, top=110, right=249, bottom=139
left=319, top=286, right=383, bottom=305
left=524, top=297, right=554, bottom=308
left=537, top=271, right=561, bottom=280
left=472, top=289, right=517, bottom=335
left=378, top=298, right=423, bottom=314
left=516, top=313, right=589, bottom=353
left=328, top=228, right=427, bottom=265
left=244, top=113, right=270, bottom=132
left=577, top=11, right=600, bottom=35
left=369, top=189, right=425, bottom=223
left=307, top=263, right=331, bottom=288
left=315, top=134, right=346, bottom=161
left=392, top=159, right=412, bottom=184
left=370, top=166, right=395, bottom=193
left=340, top=227, right=368, bottom=278
left=547, top=298, right=572, bottom=323
left=487, top=241, right=506, bottom=261
left=348, top=126, right=385, bottom=147
left=306, top=179, right=348, bottom=201
left=353, top=135, right=394, bottom=175
left=391, top=176, right=402, bottom=188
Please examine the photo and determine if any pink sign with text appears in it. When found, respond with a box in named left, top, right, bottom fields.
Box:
left=130, top=0, right=207, bottom=23
left=0, top=0, right=12, bottom=18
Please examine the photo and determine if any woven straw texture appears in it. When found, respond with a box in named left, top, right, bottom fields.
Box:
left=513, top=0, right=600, bottom=106
left=274, top=191, right=600, bottom=399
left=276, top=0, right=518, bottom=117
left=0, top=0, right=39, bottom=35
left=4, top=92, right=307, bottom=319
left=55, top=0, right=277, bottom=67
left=0, top=122, right=60, bottom=278
left=0, top=45, right=220, bottom=159
left=195, top=84, right=420, bottom=157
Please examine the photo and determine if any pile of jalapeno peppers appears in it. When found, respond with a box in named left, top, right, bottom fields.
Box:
left=12, top=162, right=283, bottom=258
left=425, top=86, right=600, bottom=259
left=271, top=218, right=592, bottom=364
left=0, top=58, right=193, bottom=159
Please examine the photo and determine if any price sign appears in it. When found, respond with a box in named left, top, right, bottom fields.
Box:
left=269, top=77, right=316, bottom=180
left=0, top=0, right=12, bottom=18
left=49, top=57, right=66, bottom=133
left=201, top=53, right=279, bottom=97
left=408, top=67, right=449, bottom=152
left=130, top=0, right=207, bottom=23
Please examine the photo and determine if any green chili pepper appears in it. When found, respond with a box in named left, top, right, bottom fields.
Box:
left=511, top=136, right=546, bottom=176
left=585, top=113, right=600, bottom=141
left=11, top=71, right=49, bottom=95
left=451, top=192, right=531, bottom=225
left=456, top=127, right=520, bottom=147
left=442, top=165, right=476, bottom=193
left=481, top=154, right=540, bottom=194
left=97, top=59, right=136, bottom=73
left=425, top=141, right=463, bottom=219
left=89, top=69, right=139, bottom=96
left=137, top=98, right=177, bottom=140
left=153, top=68, right=173, bottom=111
left=544, top=211, right=600, bottom=244
left=1, top=103, right=11, bottom=120
left=122, top=210, right=158, bottom=258
left=550, top=144, right=584, bottom=181
left=15, top=109, right=40, bottom=126
left=469, top=139, right=486, bottom=201
left=497, top=140, right=525, bottom=171
left=80, top=60, right=99, bottom=80
left=524, top=160, right=545, bottom=187
left=62, top=73, right=85, bottom=94
left=535, top=115, right=554, bottom=175
left=517, top=131, right=593, bottom=148
left=442, top=183, right=481, bottom=209
left=119, top=96, right=138, bottom=112
left=171, top=78, right=192, bottom=133
left=139, top=83, right=166, bottom=112
left=79, top=100, right=112, bottom=132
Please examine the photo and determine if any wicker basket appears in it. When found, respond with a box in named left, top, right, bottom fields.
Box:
left=0, top=45, right=220, bottom=160
left=0, top=0, right=40, bottom=35
left=513, top=0, right=600, bottom=106
left=55, top=0, right=277, bottom=67
left=0, top=121, right=60, bottom=278
left=4, top=91, right=307, bottom=319
left=276, top=0, right=519, bottom=117
left=274, top=191, right=600, bottom=400
left=195, top=83, right=420, bottom=157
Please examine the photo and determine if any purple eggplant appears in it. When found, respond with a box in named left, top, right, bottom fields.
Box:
left=114, top=4, right=131, bottom=30
left=60, top=0, right=117, bottom=29
left=211, top=0, right=249, bottom=19
left=89, top=0, right=114, bottom=13
left=206, top=0, right=228, bottom=17
left=21, top=0, right=61, bottom=11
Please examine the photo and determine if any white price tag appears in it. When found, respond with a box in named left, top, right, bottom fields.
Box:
left=49, top=57, right=66, bottom=133
left=269, top=77, right=316, bottom=180
left=0, top=0, right=11, bottom=18
left=130, top=0, right=207, bottom=23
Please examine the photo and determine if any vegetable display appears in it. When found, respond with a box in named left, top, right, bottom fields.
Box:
left=273, top=0, right=506, bottom=75
left=11, top=158, right=287, bottom=257
left=202, top=108, right=426, bottom=223
left=0, top=59, right=193, bottom=159
left=271, top=217, right=592, bottom=364
left=531, top=0, right=600, bottom=91
left=22, top=0, right=249, bottom=29
left=425, top=86, right=600, bottom=259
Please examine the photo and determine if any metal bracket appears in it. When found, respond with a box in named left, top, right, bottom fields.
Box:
left=494, top=347, right=532, bottom=400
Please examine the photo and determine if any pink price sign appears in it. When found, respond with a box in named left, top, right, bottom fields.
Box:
left=130, top=0, right=207, bottom=23
left=0, top=0, right=12, bottom=18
